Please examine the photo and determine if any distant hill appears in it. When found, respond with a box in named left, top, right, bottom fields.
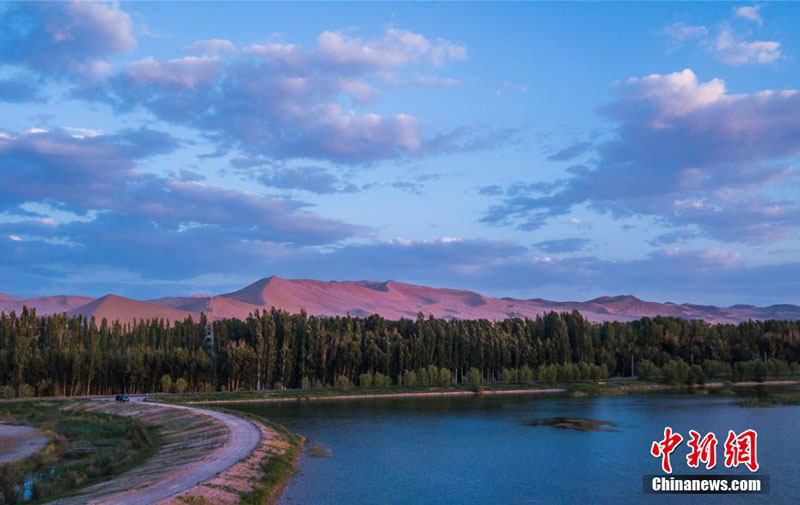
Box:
left=67, top=295, right=199, bottom=326
left=3, top=276, right=800, bottom=325
left=0, top=294, right=93, bottom=316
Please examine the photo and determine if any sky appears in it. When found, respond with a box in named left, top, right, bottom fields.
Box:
left=2, top=1, right=800, bottom=305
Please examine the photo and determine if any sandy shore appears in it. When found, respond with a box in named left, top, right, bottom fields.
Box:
left=0, top=423, right=48, bottom=464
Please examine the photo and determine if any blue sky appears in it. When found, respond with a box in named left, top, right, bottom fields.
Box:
left=2, top=1, right=800, bottom=305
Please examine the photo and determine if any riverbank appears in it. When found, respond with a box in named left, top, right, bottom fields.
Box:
left=151, top=378, right=800, bottom=406
left=158, top=410, right=300, bottom=505
left=181, top=387, right=569, bottom=405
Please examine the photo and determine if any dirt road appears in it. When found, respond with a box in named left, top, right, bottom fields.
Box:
left=53, top=397, right=262, bottom=505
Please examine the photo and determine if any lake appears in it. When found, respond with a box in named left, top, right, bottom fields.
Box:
left=226, top=392, right=799, bottom=504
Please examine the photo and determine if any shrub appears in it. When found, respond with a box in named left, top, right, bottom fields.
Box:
left=637, top=360, right=661, bottom=381
left=0, top=385, right=15, bottom=399
left=688, top=365, right=706, bottom=385
left=437, top=367, right=452, bottom=387
left=500, top=367, right=516, bottom=383
left=373, top=372, right=391, bottom=387
left=662, top=359, right=691, bottom=385
left=519, top=364, right=534, bottom=382
left=160, top=375, right=173, bottom=393
left=125, top=419, right=151, bottom=450
left=17, top=384, right=34, bottom=398
left=467, top=367, right=483, bottom=393
left=417, top=368, right=430, bottom=387
left=702, top=360, right=731, bottom=379
left=402, top=370, right=417, bottom=387
left=556, top=363, right=580, bottom=383
left=767, top=358, right=790, bottom=377
left=590, top=364, right=609, bottom=381
left=334, top=375, right=352, bottom=389
left=733, top=359, right=766, bottom=382
left=536, top=364, right=558, bottom=384
left=174, top=377, right=189, bottom=394
left=301, top=376, right=311, bottom=390
left=358, top=372, right=373, bottom=388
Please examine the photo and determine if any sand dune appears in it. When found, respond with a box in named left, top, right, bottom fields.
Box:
left=4, top=276, right=800, bottom=325
left=0, top=295, right=94, bottom=316
left=68, top=295, right=200, bottom=325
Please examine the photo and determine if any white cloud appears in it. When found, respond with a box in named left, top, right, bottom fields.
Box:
left=316, top=28, right=466, bottom=70
left=734, top=5, right=763, bottom=25
left=124, top=56, right=224, bottom=88
left=664, top=12, right=781, bottom=66
left=664, top=22, right=708, bottom=45
left=713, top=27, right=780, bottom=66
left=184, top=39, right=236, bottom=56
left=622, top=69, right=725, bottom=122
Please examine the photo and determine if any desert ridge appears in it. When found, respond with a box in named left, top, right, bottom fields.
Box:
left=2, top=275, right=799, bottom=325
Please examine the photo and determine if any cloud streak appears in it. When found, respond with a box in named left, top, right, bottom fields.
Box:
left=0, top=128, right=364, bottom=246
left=483, top=69, right=800, bottom=242
left=0, top=1, right=135, bottom=80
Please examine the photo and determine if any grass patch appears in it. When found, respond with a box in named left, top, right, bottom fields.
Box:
left=239, top=444, right=299, bottom=505
left=307, top=442, right=332, bottom=458
left=0, top=401, right=161, bottom=504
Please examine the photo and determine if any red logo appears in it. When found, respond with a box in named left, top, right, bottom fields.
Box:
left=651, top=428, right=758, bottom=473
left=686, top=430, right=718, bottom=470
left=724, top=429, right=759, bottom=472
left=650, top=427, right=683, bottom=474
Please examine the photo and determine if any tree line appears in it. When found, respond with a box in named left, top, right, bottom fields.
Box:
left=2, top=307, right=800, bottom=397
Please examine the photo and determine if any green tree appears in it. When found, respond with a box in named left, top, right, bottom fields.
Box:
left=467, top=367, right=483, bottom=393
left=174, top=377, right=189, bottom=394
left=160, top=375, right=173, bottom=393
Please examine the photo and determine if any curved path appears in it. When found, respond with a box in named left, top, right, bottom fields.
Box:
left=0, top=424, right=48, bottom=464
left=55, top=397, right=262, bottom=505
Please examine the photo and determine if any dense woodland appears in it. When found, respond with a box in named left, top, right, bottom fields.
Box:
left=2, top=307, right=800, bottom=397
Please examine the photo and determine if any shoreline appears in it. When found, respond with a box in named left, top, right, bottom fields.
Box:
left=267, top=434, right=305, bottom=505
left=179, top=379, right=800, bottom=405
left=184, top=387, right=569, bottom=404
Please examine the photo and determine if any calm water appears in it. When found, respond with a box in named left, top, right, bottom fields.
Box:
left=227, top=392, right=799, bottom=504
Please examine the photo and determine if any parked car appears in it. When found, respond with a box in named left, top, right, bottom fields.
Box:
left=115, top=394, right=130, bottom=402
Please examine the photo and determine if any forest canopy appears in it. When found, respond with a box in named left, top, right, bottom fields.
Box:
left=2, top=307, right=799, bottom=397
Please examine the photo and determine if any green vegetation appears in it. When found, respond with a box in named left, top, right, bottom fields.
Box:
left=0, top=401, right=160, bottom=504
left=203, top=407, right=302, bottom=505
left=467, top=367, right=483, bottom=393
left=3, top=308, right=800, bottom=397
left=733, top=387, right=800, bottom=407
left=307, top=442, right=332, bottom=458
left=239, top=442, right=299, bottom=505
